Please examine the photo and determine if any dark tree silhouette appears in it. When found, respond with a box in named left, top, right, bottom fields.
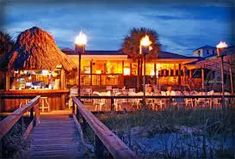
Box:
left=122, top=27, right=161, bottom=60
left=0, top=31, right=14, bottom=89
left=0, top=31, right=14, bottom=69
left=0, top=31, right=14, bottom=56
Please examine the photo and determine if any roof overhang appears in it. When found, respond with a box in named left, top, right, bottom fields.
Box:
left=68, top=54, right=128, bottom=60
left=149, top=58, right=199, bottom=64
left=195, top=54, right=235, bottom=74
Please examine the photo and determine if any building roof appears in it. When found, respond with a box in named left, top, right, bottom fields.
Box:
left=64, top=49, right=124, bottom=55
left=62, top=48, right=196, bottom=59
left=193, top=45, right=216, bottom=52
left=158, top=51, right=196, bottom=59
left=8, top=27, right=77, bottom=72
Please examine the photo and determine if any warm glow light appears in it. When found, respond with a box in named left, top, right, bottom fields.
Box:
left=42, top=70, right=49, bottom=76
left=216, top=41, right=228, bottom=49
left=150, top=70, right=155, bottom=76
left=75, top=31, right=87, bottom=46
left=123, top=68, right=130, bottom=75
left=84, top=69, right=90, bottom=74
left=140, top=35, right=152, bottom=47
left=96, top=70, right=101, bottom=74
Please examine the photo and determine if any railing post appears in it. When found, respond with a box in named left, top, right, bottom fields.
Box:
left=95, top=135, right=105, bottom=159
left=111, top=97, right=114, bottom=111
left=72, top=101, right=75, bottom=114
left=30, top=108, right=34, bottom=119
left=76, top=105, right=80, bottom=120
left=35, top=103, right=40, bottom=125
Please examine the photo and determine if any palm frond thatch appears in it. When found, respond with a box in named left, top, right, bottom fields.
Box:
left=8, top=26, right=76, bottom=72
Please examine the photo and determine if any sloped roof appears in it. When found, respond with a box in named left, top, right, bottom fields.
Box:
left=195, top=45, right=216, bottom=50
left=8, top=27, right=77, bottom=72
left=63, top=49, right=124, bottom=55
left=62, top=49, right=195, bottom=59
left=158, top=51, right=195, bottom=59
left=193, top=45, right=216, bottom=52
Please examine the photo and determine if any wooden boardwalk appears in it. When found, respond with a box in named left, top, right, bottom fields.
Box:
left=29, top=114, right=83, bottom=159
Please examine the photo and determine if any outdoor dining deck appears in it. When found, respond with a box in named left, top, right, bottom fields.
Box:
left=75, top=87, right=235, bottom=112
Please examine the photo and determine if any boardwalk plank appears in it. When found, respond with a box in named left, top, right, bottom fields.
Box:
left=29, top=114, right=83, bottom=158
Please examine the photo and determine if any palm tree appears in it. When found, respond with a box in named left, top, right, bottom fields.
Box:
left=0, top=31, right=14, bottom=89
left=121, top=27, right=161, bottom=90
left=0, top=31, right=14, bottom=69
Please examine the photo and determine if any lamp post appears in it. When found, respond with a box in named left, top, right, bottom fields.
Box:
left=216, top=41, right=228, bottom=108
left=140, top=35, right=152, bottom=107
left=75, top=31, right=87, bottom=99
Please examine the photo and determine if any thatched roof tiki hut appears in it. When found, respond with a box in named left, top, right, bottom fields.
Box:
left=1, top=27, right=77, bottom=111
left=7, top=26, right=76, bottom=90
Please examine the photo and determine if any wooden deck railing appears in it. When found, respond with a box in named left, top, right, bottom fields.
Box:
left=72, top=97, right=139, bottom=159
left=0, top=95, right=40, bottom=157
left=79, top=95, right=235, bottom=111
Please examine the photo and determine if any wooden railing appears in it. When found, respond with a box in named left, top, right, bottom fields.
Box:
left=79, top=94, right=235, bottom=111
left=0, top=95, right=37, bottom=112
left=72, top=97, right=139, bottom=159
left=0, top=95, right=40, bottom=157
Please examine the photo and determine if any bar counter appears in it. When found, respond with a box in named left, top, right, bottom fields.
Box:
left=0, top=89, right=69, bottom=112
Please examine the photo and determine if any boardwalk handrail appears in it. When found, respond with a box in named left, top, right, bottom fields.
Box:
left=0, top=95, right=36, bottom=99
left=79, top=94, right=235, bottom=111
left=0, top=95, right=41, bottom=140
left=72, top=97, right=139, bottom=159
left=79, top=94, right=235, bottom=99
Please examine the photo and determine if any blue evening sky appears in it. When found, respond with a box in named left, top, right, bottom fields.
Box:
left=1, top=1, right=234, bottom=56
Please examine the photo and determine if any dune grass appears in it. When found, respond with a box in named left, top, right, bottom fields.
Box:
left=94, top=108, right=235, bottom=158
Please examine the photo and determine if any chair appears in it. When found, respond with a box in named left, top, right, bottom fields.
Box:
left=145, top=92, right=154, bottom=109
left=82, top=88, right=93, bottom=103
left=153, top=98, right=166, bottom=110
left=40, top=97, right=50, bottom=112
left=128, top=92, right=138, bottom=110
left=184, top=91, right=193, bottom=108
left=113, top=92, right=123, bottom=111
left=129, top=88, right=136, bottom=93
left=19, top=99, right=30, bottom=108
left=112, top=88, right=120, bottom=94
left=92, top=92, right=106, bottom=112
left=161, top=91, right=166, bottom=96
left=69, top=87, right=78, bottom=109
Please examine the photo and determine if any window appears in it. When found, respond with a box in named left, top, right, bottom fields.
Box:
left=197, top=50, right=201, bottom=56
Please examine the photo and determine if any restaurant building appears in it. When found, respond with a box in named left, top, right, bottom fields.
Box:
left=62, top=48, right=201, bottom=90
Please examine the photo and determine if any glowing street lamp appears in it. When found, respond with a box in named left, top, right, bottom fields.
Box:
left=75, top=31, right=87, bottom=46
left=140, top=35, right=152, bottom=107
left=75, top=31, right=87, bottom=98
left=141, top=35, right=152, bottom=46
left=216, top=41, right=228, bottom=108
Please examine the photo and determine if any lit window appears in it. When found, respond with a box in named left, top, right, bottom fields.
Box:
left=123, top=68, right=130, bottom=75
